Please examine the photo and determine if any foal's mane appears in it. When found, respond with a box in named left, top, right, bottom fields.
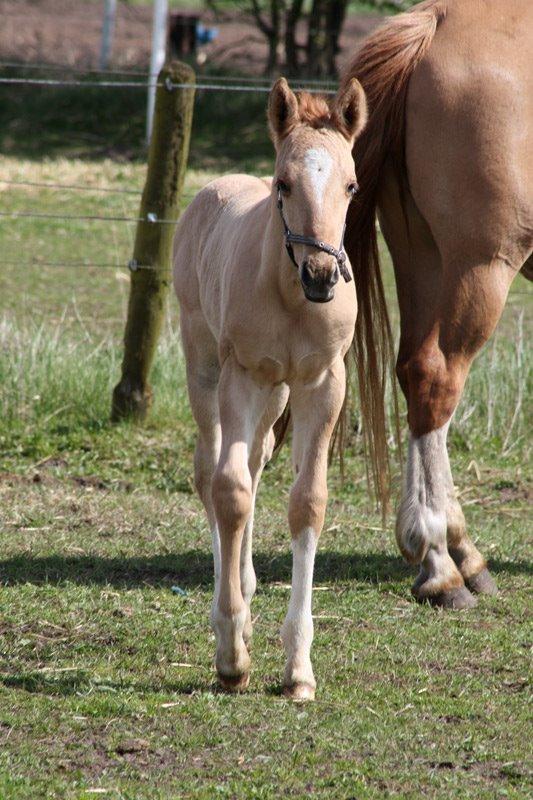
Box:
left=286, top=92, right=353, bottom=140
left=295, top=93, right=332, bottom=127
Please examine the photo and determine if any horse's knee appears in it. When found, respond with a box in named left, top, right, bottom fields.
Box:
left=400, top=348, right=465, bottom=436
left=211, top=467, right=252, bottom=531
left=288, top=481, right=327, bottom=536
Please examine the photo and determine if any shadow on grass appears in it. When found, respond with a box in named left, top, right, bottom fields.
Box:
left=0, top=549, right=410, bottom=588
left=1, top=550, right=530, bottom=589
left=0, top=670, right=208, bottom=698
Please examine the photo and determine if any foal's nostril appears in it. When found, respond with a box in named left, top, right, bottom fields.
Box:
left=300, top=260, right=313, bottom=287
left=300, top=257, right=340, bottom=303
left=301, top=258, right=339, bottom=288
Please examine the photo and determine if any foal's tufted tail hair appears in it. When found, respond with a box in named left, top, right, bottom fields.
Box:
left=342, top=0, right=447, bottom=511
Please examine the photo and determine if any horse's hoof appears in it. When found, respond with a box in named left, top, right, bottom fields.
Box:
left=414, top=583, right=477, bottom=610
left=283, top=682, right=316, bottom=702
left=217, top=671, right=250, bottom=692
left=465, top=568, right=498, bottom=596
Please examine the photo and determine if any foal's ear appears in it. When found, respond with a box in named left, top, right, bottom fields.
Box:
left=268, top=78, right=299, bottom=145
left=333, top=78, right=367, bottom=143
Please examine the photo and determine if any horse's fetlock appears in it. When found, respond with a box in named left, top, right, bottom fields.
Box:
left=395, top=492, right=447, bottom=564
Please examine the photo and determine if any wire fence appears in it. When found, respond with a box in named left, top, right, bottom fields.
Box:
left=0, top=65, right=531, bottom=299
left=0, top=210, right=178, bottom=224
left=0, top=75, right=336, bottom=94
left=0, top=260, right=158, bottom=272
left=0, top=178, right=196, bottom=200
left=0, top=178, right=140, bottom=195
left=0, top=61, right=337, bottom=88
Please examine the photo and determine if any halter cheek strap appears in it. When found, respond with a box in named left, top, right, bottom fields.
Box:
left=276, top=187, right=352, bottom=283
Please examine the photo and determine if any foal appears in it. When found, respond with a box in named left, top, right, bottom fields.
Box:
left=173, top=78, right=367, bottom=699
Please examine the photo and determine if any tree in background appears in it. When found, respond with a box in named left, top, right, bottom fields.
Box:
left=247, top=0, right=348, bottom=77
left=217, top=0, right=420, bottom=78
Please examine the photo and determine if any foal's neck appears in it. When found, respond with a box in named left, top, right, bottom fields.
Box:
left=261, top=192, right=303, bottom=309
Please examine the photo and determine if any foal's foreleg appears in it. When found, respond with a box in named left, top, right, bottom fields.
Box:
left=281, top=359, right=346, bottom=700
left=211, top=357, right=275, bottom=690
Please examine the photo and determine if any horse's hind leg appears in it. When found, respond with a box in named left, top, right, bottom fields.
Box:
left=394, top=259, right=517, bottom=606
left=443, top=457, right=497, bottom=597
left=378, top=174, right=518, bottom=606
left=181, top=312, right=222, bottom=592
left=241, top=383, right=290, bottom=646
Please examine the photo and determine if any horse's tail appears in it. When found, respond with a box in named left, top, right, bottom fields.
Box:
left=342, top=0, right=447, bottom=511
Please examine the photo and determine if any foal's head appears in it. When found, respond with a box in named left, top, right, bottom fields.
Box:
left=268, top=78, right=367, bottom=303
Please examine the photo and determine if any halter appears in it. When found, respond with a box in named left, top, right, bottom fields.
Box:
left=276, top=185, right=353, bottom=283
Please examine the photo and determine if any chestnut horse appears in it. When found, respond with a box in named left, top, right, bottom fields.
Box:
left=343, top=0, right=532, bottom=608
left=173, top=79, right=367, bottom=698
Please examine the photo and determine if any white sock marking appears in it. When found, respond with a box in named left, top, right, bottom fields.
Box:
left=281, top=527, right=317, bottom=687
left=397, top=422, right=450, bottom=562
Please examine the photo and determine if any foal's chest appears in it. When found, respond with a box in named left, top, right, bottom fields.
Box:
left=223, top=312, right=353, bottom=386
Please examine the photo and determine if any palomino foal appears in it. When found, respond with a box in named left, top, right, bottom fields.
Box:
left=173, top=78, right=366, bottom=699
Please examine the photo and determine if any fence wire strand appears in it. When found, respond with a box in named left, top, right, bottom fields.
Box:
left=0, top=260, right=159, bottom=272
left=0, top=178, right=197, bottom=199
left=0, top=178, right=140, bottom=195
left=0, top=61, right=337, bottom=88
left=0, top=75, right=335, bottom=94
left=0, top=210, right=180, bottom=224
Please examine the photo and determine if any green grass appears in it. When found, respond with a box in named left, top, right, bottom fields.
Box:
left=0, top=82, right=532, bottom=797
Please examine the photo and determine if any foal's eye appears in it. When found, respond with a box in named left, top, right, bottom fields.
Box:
left=276, top=179, right=290, bottom=195
left=347, top=181, right=359, bottom=197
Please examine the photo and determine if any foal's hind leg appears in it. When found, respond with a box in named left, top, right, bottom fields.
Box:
left=181, top=313, right=222, bottom=593
left=241, top=384, right=290, bottom=646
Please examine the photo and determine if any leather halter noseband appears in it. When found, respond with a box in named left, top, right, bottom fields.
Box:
left=276, top=185, right=353, bottom=283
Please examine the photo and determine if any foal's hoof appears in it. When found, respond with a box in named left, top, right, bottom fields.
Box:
left=283, top=682, right=316, bottom=702
left=465, top=568, right=498, bottom=596
left=413, top=583, right=477, bottom=610
left=217, top=671, right=250, bottom=693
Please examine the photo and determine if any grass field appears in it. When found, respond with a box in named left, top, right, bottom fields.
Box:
left=0, top=80, right=532, bottom=799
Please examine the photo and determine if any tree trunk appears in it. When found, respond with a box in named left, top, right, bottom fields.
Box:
left=111, top=62, right=195, bottom=422
left=305, top=0, right=328, bottom=77
left=325, top=0, right=348, bottom=77
left=303, top=0, right=347, bottom=78
left=284, top=0, right=304, bottom=76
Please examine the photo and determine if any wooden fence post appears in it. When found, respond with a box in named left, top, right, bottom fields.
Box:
left=111, top=61, right=195, bottom=422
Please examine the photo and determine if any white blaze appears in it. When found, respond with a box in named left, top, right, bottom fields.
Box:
left=304, top=148, right=333, bottom=212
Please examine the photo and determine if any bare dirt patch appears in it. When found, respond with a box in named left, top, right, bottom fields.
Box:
left=0, top=0, right=381, bottom=75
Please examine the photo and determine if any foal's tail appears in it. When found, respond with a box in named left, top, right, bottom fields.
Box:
left=342, top=0, right=447, bottom=510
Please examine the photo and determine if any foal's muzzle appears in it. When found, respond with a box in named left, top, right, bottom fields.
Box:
left=300, top=257, right=340, bottom=303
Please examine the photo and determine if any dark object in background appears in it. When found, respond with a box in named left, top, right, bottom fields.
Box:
left=169, top=13, right=218, bottom=58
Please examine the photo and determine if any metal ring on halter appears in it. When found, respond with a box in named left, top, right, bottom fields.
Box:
left=276, top=185, right=353, bottom=283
